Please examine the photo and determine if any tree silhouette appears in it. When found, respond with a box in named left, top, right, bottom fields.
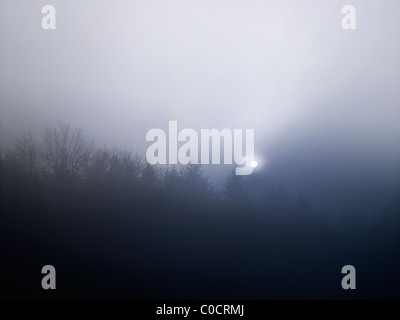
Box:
left=140, top=162, right=160, bottom=201
left=223, top=166, right=249, bottom=210
left=12, top=131, right=42, bottom=182
left=163, top=166, right=182, bottom=193
left=181, top=164, right=209, bottom=194
left=1, top=121, right=399, bottom=300
left=43, top=122, right=93, bottom=188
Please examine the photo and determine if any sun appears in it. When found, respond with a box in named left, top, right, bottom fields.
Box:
left=251, top=160, right=258, bottom=168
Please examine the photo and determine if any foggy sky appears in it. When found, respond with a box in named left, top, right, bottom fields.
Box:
left=1, top=0, right=400, bottom=187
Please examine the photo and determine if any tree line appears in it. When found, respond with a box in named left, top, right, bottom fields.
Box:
left=0, top=122, right=315, bottom=215
left=1, top=122, right=399, bottom=299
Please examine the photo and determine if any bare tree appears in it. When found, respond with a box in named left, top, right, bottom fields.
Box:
left=6, top=131, right=42, bottom=182
left=0, top=132, right=43, bottom=205
left=43, top=122, right=93, bottom=187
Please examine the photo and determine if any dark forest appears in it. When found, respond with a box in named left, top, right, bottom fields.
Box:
left=1, top=122, right=399, bottom=299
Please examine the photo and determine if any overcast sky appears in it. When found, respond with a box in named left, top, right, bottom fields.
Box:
left=1, top=0, right=399, bottom=187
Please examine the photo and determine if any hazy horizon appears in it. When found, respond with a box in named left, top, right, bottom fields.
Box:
left=1, top=0, right=400, bottom=190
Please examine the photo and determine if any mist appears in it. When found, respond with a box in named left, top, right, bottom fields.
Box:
left=1, top=0, right=400, bottom=299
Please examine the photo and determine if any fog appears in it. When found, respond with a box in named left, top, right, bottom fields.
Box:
left=1, top=0, right=400, bottom=300
left=1, top=0, right=400, bottom=187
